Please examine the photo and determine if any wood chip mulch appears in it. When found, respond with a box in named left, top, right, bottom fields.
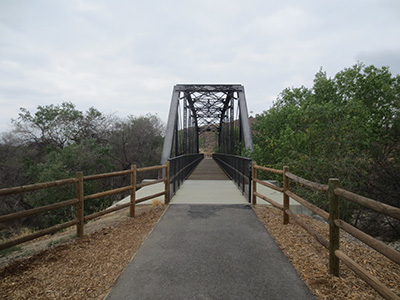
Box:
left=1, top=204, right=399, bottom=300
left=0, top=205, right=167, bottom=300
left=253, top=205, right=400, bottom=300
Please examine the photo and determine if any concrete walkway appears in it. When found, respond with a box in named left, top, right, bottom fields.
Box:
left=170, top=180, right=248, bottom=205
left=105, top=204, right=315, bottom=300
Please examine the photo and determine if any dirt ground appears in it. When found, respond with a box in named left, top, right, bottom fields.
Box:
left=0, top=203, right=399, bottom=300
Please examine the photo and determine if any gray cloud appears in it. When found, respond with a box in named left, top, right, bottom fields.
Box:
left=1, top=0, right=400, bottom=132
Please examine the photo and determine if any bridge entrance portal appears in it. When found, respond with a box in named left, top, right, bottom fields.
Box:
left=161, top=84, right=253, bottom=164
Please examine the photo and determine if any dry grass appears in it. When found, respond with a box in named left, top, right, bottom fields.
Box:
left=151, top=198, right=164, bottom=207
left=253, top=205, right=400, bottom=300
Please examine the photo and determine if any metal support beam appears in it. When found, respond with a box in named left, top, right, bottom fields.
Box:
left=161, top=88, right=180, bottom=164
left=237, top=87, right=253, bottom=151
left=161, top=84, right=253, bottom=164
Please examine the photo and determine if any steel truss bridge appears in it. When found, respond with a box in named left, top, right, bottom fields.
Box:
left=161, top=84, right=254, bottom=201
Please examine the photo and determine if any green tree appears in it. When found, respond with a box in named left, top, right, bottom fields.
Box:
left=25, top=139, right=114, bottom=228
left=12, top=102, right=111, bottom=151
left=1, top=105, right=166, bottom=232
left=108, top=114, right=164, bottom=170
left=252, top=63, right=400, bottom=235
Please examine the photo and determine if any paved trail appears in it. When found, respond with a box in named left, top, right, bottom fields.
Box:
left=105, top=204, right=315, bottom=300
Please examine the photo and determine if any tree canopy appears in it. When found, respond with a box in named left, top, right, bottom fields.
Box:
left=1, top=103, right=164, bottom=232
left=11, top=102, right=110, bottom=150
left=252, top=63, right=399, bottom=235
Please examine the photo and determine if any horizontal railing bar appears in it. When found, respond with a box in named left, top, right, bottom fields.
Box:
left=334, top=219, right=400, bottom=265
left=84, top=202, right=130, bottom=222
left=136, top=179, right=165, bottom=189
left=213, top=153, right=251, bottom=160
left=254, top=192, right=283, bottom=210
left=169, top=157, right=203, bottom=179
left=254, top=178, right=284, bottom=192
left=0, top=178, right=77, bottom=196
left=254, top=165, right=283, bottom=175
left=335, top=250, right=400, bottom=300
left=0, top=219, right=78, bottom=251
left=0, top=198, right=78, bottom=224
left=84, top=186, right=132, bottom=201
left=137, top=165, right=166, bottom=173
left=83, top=169, right=132, bottom=181
left=286, top=191, right=329, bottom=221
left=285, top=172, right=328, bottom=192
left=136, top=191, right=165, bottom=204
left=214, top=157, right=249, bottom=179
left=285, top=208, right=329, bottom=249
left=335, top=188, right=400, bottom=221
left=168, top=153, right=203, bottom=161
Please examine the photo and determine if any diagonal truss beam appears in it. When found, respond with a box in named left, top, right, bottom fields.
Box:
left=161, top=84, right=253, bottom=164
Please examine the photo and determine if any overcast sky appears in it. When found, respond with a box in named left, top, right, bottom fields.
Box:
left=1, top=0, right=400, bottom=133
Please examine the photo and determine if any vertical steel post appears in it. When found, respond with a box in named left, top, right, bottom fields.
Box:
left=237, top=87, right=253, bottom=151
left=230, top=100, right=234, bottom=154
left=175, top=107, right=179, bottom=157
left=161, top=87, right=180, bottom=164
left=252, top=161, right=257, bottom=205
left=183, top=99, right=187, bottom=154
left=164, top=162, right=170, bottom=204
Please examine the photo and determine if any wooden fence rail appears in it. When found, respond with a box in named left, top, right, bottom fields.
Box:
left=0, top=163, right=169, bottom=252
left=252, top=162, right=400, bottom=300
left=0, top=178, right=78, bottom=196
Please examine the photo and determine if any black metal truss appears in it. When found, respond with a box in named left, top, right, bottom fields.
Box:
left=161, top=84, right=253, bottom=164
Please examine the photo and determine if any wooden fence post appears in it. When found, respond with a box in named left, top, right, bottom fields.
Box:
left=283, top=166, right=290, bottom=225
left=76, top=172, right=84, bottom=238
left=329, top=178, right=340, bottom=276
left=130, top=165, right=137, bottom=218
left=165, top=161, right=170, bottom=204
left=252, top=161, right=257, bottom=205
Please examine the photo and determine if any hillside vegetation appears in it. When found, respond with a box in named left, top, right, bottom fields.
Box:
left=0, top=104, right=164, bottom=237
left=251, top=63, right=400, bottom=239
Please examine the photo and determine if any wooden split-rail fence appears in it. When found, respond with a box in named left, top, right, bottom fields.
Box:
left=252, top=162, right=400, bottom=300
left=0, top=163, right=170, bottom=251
left=1, top=159, right=399, bottom=299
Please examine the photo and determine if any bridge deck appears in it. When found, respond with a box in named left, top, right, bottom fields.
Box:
left=187, top=157, right=229, bottom=180
left=170, top=157, right=248, bottom=205
left=112, top=157, right=310, bottom=214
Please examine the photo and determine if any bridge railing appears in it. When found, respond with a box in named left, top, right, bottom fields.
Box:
left=213, top=153, right=252, bottom=203
left=252, top=162, right=400, bottom=300
left=168, top=153, right=204, bottom=199
left=0, top=164, right=169, bottom=252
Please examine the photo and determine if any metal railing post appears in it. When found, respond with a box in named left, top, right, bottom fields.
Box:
left=165, top=162, right=170, bottom=204
left=252, top=161, right=257, bottom=205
